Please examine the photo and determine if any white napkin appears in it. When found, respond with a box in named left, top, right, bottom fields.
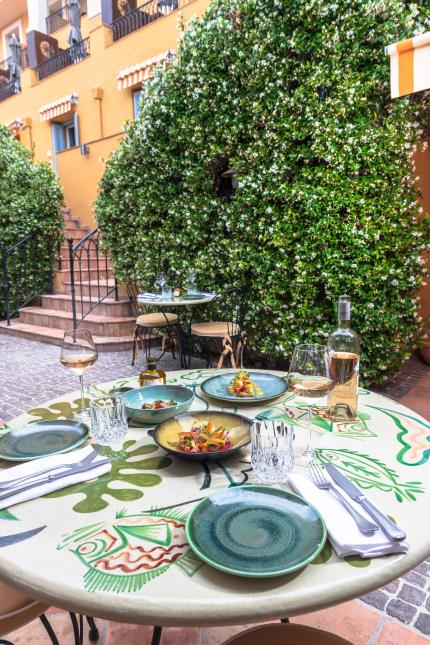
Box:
left=289, top=472, right=409, bottom=558
left=138, top=292, right=162, bottom=300
left=0, top=444, right=111, bottom=510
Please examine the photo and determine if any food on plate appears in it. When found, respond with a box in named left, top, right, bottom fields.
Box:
left=141, top=399, right=177, bottom=410
left=179, top=419, right=231, bottom=453
left=228, top=371, right=263, bottom=397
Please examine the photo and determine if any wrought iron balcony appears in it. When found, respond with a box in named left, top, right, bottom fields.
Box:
left=0, top=79, right=19, bottom=102
left=0, top=49, right=28, bottom=73
left=35, top=38, right=90, bottom=81
left=46, top=0, right=88, bottom=35
left=111, top=0, right=180, bottom=42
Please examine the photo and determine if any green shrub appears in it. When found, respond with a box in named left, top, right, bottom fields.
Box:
left=96, top=0, right=430, bottom=384
left=0, top=125, right=64, bottom=318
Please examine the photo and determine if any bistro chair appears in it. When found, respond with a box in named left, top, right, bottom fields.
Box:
left=189, top=286, right=248, bottom=368
left=0, top=580, right=99, bottom=645
left=222, top=623, right=353, bottom=644
left=127, top=282, right=179, bottom=365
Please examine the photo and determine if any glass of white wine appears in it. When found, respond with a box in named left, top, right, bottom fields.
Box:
left=60, top=329, right=98, bottom=422
left=287, top=343, right=334, bottom=458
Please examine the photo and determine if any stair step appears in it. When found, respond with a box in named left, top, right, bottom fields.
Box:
left=0, top=320, right=138, bottom=352
left=19, top=306, right=136, bottom=336
left=62, top=280, right=116, bottom=297
left=41, top=293, right=133, bottom=316
left=59, top=268, right=114, bottom=282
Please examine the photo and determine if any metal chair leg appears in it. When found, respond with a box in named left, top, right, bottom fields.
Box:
left=39, top=614, right=60, bottom=645
left=131, top=327, right=139, bottom=365
left=151, top=625, right=163, bottom=645
left=86, top=616, right=99, bottom=641
left=281, top=617, right=290, bottom=623
left=69, top=612, right=81, bottom=645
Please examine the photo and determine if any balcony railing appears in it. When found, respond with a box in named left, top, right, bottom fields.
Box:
left=111, top=0, right=180, bottom=42
left=35, top=38, right=90, bottom=81
left=0, top=49, right=29, bottom=73
left=0, top=79, right=19, bottom=102
left=46, top=0, right=88, bottom=35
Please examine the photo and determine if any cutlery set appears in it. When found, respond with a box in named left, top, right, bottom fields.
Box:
left=308, top=459, right=406, bottom=541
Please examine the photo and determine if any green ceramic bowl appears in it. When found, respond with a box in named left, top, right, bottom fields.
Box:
left=186, top=485, right=326, bottom=577
left=121, top=385, right=194, bottom=425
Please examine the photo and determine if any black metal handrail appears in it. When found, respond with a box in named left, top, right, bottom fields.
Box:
left=0, top=231, right=57, bottom=325
left=0, top=79, right=19, bottom=102
left=46, top=0, right=88, bottom=34
left=35, top=37, right=90, bottom=81
left=68, top=228, right=118, bottom=329
left=111, top=0, right=179, bottom=41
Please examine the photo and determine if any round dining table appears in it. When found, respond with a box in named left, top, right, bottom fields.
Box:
left=0, top=368, right=429, bottom=633
left=137, top=293, right=218, bottom=367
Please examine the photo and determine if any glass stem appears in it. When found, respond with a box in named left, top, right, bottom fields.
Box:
left=304, top=404, right=314, bottom=458
left=79, top=374, right=86, bottom=412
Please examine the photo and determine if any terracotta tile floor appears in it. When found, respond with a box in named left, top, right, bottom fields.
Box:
left=1, top=341, right=430, bottom=644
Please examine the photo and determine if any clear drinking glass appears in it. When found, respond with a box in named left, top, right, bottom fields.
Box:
left=60, top=329, right=98, bottom=422
left=161, top=285, right=172, bottom=300
left=251, top=421, right=294, bottom=482
left=90, top=396, right=128, bottom=445
left=187, top=268, right=197, bottom=295
left=155, top=271, right=167, bottom=291
left=287, top=343, right=334, bottom=458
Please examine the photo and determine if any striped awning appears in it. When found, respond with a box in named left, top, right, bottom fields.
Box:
left=117, top=50, right=174, bottom=90
left=386, top=32, right=430, bottom=98
left=39, top=93, right=78, bottom=121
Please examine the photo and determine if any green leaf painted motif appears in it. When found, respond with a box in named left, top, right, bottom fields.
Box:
left=0, top=509, right=18, bottom=521
left=45, top=440, right=172, bottom=513
left=27, top=399, right=89, bottom=422
left=316, top=448, right=424, bottom=502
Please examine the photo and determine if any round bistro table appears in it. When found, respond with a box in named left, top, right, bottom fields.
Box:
left=137, top=293, right=218, bottom=367
left=0, top=368, right=429, bottom=630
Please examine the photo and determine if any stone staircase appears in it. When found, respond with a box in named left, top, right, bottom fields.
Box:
left=0, top=208, right=136, bottom=351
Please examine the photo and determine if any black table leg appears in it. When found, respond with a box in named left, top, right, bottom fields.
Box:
left=151, top=625, right=163, bottom=645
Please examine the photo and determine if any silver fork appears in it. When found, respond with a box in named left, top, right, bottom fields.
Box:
left=0, top=449, right=99, bottom=490
left=308, top=459, right=378, bottom=535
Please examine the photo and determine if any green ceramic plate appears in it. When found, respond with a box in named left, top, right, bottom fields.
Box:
left=153, top=410, right=252, bottom=461
left=201, top=372, right=288, bottom=403
left=0, top=421, right=89, bottom=461
left=186, top=485, right=326, bottom=577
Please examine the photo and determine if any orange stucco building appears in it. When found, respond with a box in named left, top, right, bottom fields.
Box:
left=0, top=0, right=210, bottom=227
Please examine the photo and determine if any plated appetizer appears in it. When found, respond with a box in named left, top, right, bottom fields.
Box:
left=179, top=419, right=231, bottom=453
left=228, top=371, right=263, bottom=397
left=141, top=399, right=177, bottom=410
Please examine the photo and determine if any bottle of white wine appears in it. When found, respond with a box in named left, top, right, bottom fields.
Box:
left=327, top=295, right=360, bottom=421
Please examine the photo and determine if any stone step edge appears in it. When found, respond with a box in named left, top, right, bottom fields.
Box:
left=43, top=294, right=130, bottom=305
left=21, top=307, right=136, bottom=324
left=0, top=321, right=139, bottom=351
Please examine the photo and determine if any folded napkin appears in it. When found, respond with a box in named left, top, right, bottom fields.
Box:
left=289, top=472, right=409, bottom=558
left=0, top=444, right=111, bottom=510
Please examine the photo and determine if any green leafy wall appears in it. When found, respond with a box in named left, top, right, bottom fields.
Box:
left=0, top=125, right=64, bottom=317
left=96, top=0, right=430, bottom=384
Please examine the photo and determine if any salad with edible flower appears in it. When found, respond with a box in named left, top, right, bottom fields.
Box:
left=179, top=419, right=231, bottom=453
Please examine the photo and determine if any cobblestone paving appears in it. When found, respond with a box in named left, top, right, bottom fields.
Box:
left=1, top=335, right=430, bottom=638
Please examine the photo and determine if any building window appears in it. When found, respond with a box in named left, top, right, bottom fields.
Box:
left=64, top=122, right=76, bottom=148
left=2, top=20, right=23, bottom=59
left=133, top=89, right=142, bottom=119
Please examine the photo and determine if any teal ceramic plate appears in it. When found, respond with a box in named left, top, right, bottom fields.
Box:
left=122, top=385, right=194, bottom=425
left=0, top=421, right=89, bottom=461
left=186, top=485, right=326, bottom=577
left=201, top=372, right=288, bottom=403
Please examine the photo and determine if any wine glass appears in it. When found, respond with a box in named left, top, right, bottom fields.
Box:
left=287, top=343, right=334, bottom=458
left=155, top=271, right=167, bottom=292
left=187, top=268, right=197, bottom=295
left=60, top=329, right=98, bottom=422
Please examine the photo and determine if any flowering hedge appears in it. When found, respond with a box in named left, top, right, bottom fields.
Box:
left=96, top=0, right=430, bottom=384
left=0, top=125, right=63, bottom=318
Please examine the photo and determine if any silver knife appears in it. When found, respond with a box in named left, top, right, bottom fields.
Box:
left=0, top=458, right=112, bottom=502
left=325, top=463, right=406, bottom=541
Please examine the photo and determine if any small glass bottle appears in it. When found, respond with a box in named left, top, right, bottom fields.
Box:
left=139, top=357, right=166, bottom=387
left=327, top=295, right=360, bottom=421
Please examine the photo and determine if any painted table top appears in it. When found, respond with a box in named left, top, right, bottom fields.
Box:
left=0, top=368, right=429, bottom=627
left=137, top=293, right=217, bottom=306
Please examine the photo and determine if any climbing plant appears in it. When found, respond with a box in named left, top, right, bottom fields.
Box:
left=0, top=125, right=63, bottom=318
left=96, top=0, right=430, bottom=384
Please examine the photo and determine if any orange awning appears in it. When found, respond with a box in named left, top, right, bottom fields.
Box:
left=117, top=50, right=174, bottom=90
left=39, top=93, right=78, bottom=121
left=386, top=32, right=430, bottom=98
